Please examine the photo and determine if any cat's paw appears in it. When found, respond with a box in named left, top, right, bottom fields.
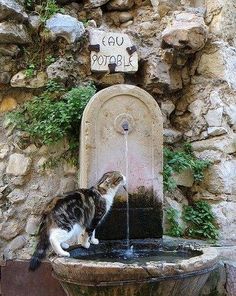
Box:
left=58, top=251, right=70, bottom=257
left=61, top=242, right=70, bottom=249
left=90, top=238, right=99, bottom=245
left=81, top=241, right=90, bottom=249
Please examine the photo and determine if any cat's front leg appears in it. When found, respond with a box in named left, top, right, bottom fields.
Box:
left=90, top=230, right=99, bottom=245
left=80, top=231, right=90, bottom=249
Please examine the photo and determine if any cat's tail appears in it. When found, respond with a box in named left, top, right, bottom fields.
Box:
left=29, top=217, right=50, bottom=271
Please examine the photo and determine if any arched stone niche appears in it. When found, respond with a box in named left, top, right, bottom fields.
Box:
left=80, top=84, right=163, bottom=239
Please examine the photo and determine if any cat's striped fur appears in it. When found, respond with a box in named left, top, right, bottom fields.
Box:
left=29, top=171, right=126, bottom=271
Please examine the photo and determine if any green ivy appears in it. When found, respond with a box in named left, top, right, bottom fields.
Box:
left=165, top=208, right=184, bottom=237
left=163, top=143, right=211, bottom=192
left=183, top=201, right=219, bottom=241
left=7, top=81, right=96, bottom=166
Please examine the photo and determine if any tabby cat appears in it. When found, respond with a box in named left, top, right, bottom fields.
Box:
left=29, top=171, right=126, bottom=271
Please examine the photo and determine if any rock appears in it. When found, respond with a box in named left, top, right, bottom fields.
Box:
left=192, top=136, right=236, bottom=154
left=194, top=150, right=223, bottom=163
left=204, top=161, right=236, bottom=195
left=0, top=71, right=11, bottom=84
left=188, top=99, right=205, bottom=118
left=23, top=144, right=38, bottom=155
left=0, top=219, right=25, bottom=240
left=0, top=96, right=17, bottom=112
left=0, top=144, right=9, bottom=159
left=28, top=14, right=41, bottom=30
left=197, top=42, right=236, bottom=90
left=46, top=58, right=74, bottom=82
left=164, top=195, right=186, bottom=231
left=45, top=13, right=85, bottom=44
left=63, top=162, right=77, bottom=175
left=0, top=22, right=31, bottom=44
left=207, top=127, right=227, bottom=137
left=162, top=11, right=208, bottom=54
left=7, top=189, right=26, bottom=203
left=25, top=216, right=40, bottom=235
left=0, top=0, right=28, bottom=22
left=95, top=73, right=125, bottom=86
left=86, top=7, right=103, bottom=27
left=212, top=202, right=236, bottom=243
left=225, top=262, right=236, bottom=296
left=163, top=128, right=182, bottom=143
left=225, top=105, right=236, bottom=126
left=6, top=153, right=31, bottom=176
left=10, top=70, right=47, bottom=88
left=142, top=56, right=182, bottom=94
left=59, top=178, right=76, bottom=194
left=106, top=0, right=134, bottom=11
left=84, top=0, right=110, bottom=8
left=119, top=12, right=133, bottom=23
left=204, top=107, right=223, bottom=127
left=120, top=20, right=133, bottom=28
left=173, top=169, right=194, bottom=187
left=161, top=101, right=175, bottom=116
left=0, top=44, right=20, bottom=56
left=3, top=235, right=27, bottom=259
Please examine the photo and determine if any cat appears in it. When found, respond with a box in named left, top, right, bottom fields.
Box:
left=29, top=171, right=126, bottom=271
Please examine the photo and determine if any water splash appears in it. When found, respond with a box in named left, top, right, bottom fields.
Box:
left=124, top=130, right=130, bottom=251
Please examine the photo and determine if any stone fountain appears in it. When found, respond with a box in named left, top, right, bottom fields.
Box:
left=51, top=85, right=218, bottom=296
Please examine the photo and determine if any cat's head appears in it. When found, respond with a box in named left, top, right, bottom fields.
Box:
left=96, top=171, right=126, bottom=194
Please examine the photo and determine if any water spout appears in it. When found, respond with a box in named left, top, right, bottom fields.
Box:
left=122, top=121, right=129, bottom=132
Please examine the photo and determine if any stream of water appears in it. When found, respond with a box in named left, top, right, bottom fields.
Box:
left=123, top=131, right=134, bottom=258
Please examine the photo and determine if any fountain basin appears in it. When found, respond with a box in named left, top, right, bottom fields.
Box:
left=51, top=240, right=218, bottom=296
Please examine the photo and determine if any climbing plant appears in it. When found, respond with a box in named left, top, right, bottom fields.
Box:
left=165, top=208, right=184, bottom=237
left=163, top=143, right=211, bottom=192
left=183, top=201, right=219, bottom=241
left=7, top=81, right=96, bottom=166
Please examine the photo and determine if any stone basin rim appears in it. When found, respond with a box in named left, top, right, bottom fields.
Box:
left=51, top=247, right=218, bottom=286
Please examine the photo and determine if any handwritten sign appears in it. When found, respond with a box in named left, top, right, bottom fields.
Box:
left=89, top=29, right=138, bottom=73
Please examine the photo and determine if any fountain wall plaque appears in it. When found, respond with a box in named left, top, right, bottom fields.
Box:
left=88, top=29, right=138, bottom=73
left=80, top=85, right=163, bottom=239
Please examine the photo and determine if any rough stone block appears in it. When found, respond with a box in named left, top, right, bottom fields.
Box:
left=6, top=153, right=31, bottom=176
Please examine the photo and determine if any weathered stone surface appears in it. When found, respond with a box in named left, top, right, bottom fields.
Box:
left=161, top=101, right=175, bottom=116
left=0, top=71, right=11, bottom=84
left=8, top=189, right=26, bottom=203
left=3, top=235, right=27, bottom=259
left=212, top=202, right=236, bottom=242
left=197, top=42, right=236, bottom=90
left=163, top=128, right=182, bottom=143
left=142, top=56, right=182, bottom=93
left=46, top=58, right=74, bottom=82
left=28, top=14, right=41, bottom=30
left=95, top=73, right=125, bottom=86
left=204, top=107, right=223, bottom=127
left=0, top=44, right=20, bottom=56
left=0, top=96, right=17, bottom=112
left=162, top=11, right=208, bottom=54
left=25, top=216, right=40, bottom=235
left=0, top=144, right=9, bottom=159
left=106, top=0, right=134, bottom=11
left=45, top=13, right=85, bottom=44
left=0, top=219, right=25, bottom=240
left=225, top=105, right=236, bottom=126
left=204, top=161, right=236, bottom=195
left=6, top=153, right=31, bottom=176
left=63, top=163, right=77, bottom=175
left=0, top=23, right=31, bottom=44
left=225, top=262, right=236, bottom=296
left=89, top=29, right=138, bottom=73
left=0, top=0, right=28, bottom=22
left=119, top=12, right=133, bottom=23
left=194, top=150, right=223, bottom=163
left=173, top=169, right=194, bottom=187
left=207, top=127, right=227, bottom=137
left=11, top=71, right=47, bottom=88
left=84, top=0, right=110, bottom=8
left=192, top=136, right=236, bottom=154
left=59, top=178, right=76, bottom=194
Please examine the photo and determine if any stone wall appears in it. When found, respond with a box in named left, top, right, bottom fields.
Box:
left=0, top=0, right=236, bottom=259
